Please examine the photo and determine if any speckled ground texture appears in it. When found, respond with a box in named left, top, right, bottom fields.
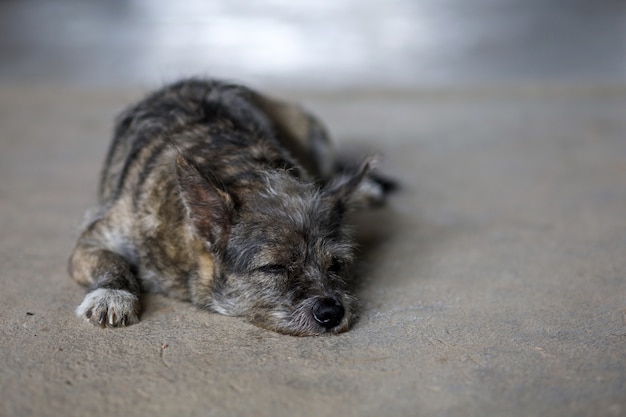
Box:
left=1, top=84, right=625, bottom=417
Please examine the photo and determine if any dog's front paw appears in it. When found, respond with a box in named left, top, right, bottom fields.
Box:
left=75, top=288, right=140, bottom=327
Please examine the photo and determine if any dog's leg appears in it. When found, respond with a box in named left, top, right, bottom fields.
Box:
left=251, top=92, right=396, bottom=207
left=69, top=219, right=140, bottom=327
left=249, top=92, right=335, bottom=180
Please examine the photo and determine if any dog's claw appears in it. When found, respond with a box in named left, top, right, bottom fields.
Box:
left=98, top=311, right=107, bottom=326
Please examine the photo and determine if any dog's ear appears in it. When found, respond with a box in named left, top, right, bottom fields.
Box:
left=176, top=153, right=234, bottom=248
left=326, top=158, right=378, bottom=211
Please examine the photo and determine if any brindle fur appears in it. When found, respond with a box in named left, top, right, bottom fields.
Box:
left=69, top=78, right=391, bottom=336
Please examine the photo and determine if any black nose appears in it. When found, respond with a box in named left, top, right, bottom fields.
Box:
left=312, top=298, right=345, bottom=329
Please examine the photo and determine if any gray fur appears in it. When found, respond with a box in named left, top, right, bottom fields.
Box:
left=69, top=78, right=393, bottom=336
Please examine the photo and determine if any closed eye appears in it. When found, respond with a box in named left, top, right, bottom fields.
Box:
left=258, top=264, right=288, bottom=275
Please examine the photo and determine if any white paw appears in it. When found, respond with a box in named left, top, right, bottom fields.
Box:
left=76, top=288, right=140, bottom=327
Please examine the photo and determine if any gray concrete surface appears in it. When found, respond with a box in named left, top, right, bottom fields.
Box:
left=1, top=84, right=626, bottom=417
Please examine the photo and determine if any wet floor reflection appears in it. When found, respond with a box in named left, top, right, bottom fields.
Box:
left=1, top=0, right=625, bottom=87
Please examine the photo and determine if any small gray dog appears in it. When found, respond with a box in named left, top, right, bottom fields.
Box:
left=69, top=79, right=393, bottom=336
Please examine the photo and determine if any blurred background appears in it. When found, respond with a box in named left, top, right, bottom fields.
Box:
left=1, top=0, right=625, bottom=90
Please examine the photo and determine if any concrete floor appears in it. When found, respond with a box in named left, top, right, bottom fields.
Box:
left=1, top=1, right=626, bottom=416
left=1, top=84, right=625, bottom=417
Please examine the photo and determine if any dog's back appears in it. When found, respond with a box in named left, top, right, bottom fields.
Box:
left=99, top=79, right=307, bottom=205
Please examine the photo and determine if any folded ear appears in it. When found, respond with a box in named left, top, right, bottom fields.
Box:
left=176, top=153, right=234, bottom=248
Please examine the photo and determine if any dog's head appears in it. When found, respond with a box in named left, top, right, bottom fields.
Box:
left=177, top=154, right=373, bottom=335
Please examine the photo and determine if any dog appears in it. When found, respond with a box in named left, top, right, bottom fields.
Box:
left=69, top=78, right=393, bottom=336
